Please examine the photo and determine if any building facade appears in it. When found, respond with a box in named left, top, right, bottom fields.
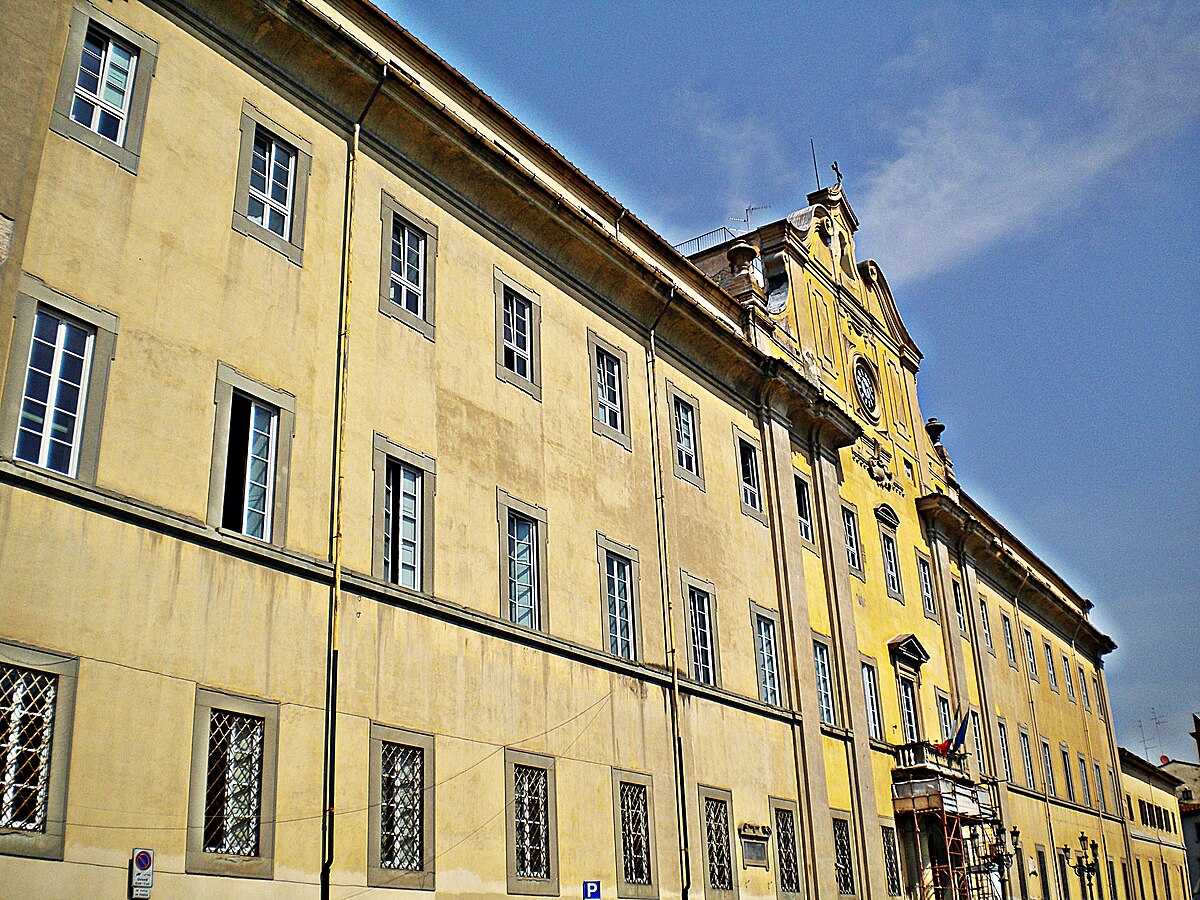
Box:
left=1120, top=750, right=1189, bottom=900
left=0, top=0, right=1164, bottom=897
left=1160, top=716, right=1200, bottom=900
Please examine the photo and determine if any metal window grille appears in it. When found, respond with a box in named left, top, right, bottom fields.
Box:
left=755, top=615, right=780, bottom=705
left=383, top=461, right=422, bottom=589
left=882, top=533, right=901, bottom=595
left=688, top=588, right=715, bottom=685
left=70, top=25, right=137, bottom=144
left=813, top=642, right=835, bottom=725
left=203, top=709, right=264, bottom=856
left=380, top=742, right=423, bottom=870
left=513, top=764, right=550, bottom=879
left=739, top=441, right=761, bottom=511
left=833, top=817, right=856, bottom=895
left=0, top=665, right=58, bottom=832
left=674, top=397, right=697, bottom=473
left=795, top=477, right=813, bottom=542
left=899, top=677, right=919, bottom=742
left=882, top=825, right=903, bottom=896
left=595, top=348, right=622, bottom=431
left=507, top=513, right=538, bottom=628
left=704, top=797, right=733, bottom=890
left=775, top=806, right=801, bottom=893
left=842, top=507, right=860, bottom=570
left=502, top=288, right=532, bottom=378
left=390, top=217, right=426, bottom=316
left=918, top=558, right=936, bottom=616
left=606, top=552, right=634, bottom=659
left=619, top=781, right=652, bottom=886
left=862, top=663, right=883, bottom=741
left=247, top=128, right=295, bottom=238
left=1020, top=732, right=1036, bottom=788
left=16, top=309, right=94, bottom=476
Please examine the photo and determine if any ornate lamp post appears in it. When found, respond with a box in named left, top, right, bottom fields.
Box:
left=974, top=824, right=1022, bottom=900
left=1060, top=832, right=1100, bottom=900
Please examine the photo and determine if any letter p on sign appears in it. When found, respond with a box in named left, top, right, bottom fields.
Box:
left=583, top=881, right=601, bottom=898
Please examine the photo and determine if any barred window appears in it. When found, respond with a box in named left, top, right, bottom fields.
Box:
left=775, top=805, right=802, bottom=894
left=203, top=709, right=264, bottom=856
left=703, top=795, right=733, bottom=890
left=833, top=816, right=856, bottom=895
left=882, top=825, right=903, bottom=896
left=513, top=764, right=550, bottom=879
left=619, top=781, right=652, bottom=886
left=0, top=665, right=58, bottom=832
left=380, top=742, right=424, bottom=870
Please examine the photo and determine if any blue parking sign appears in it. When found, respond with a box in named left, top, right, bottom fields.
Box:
left=583, top=881, right=601, bottom=899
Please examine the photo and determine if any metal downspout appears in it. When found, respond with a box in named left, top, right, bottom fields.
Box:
left=645, top=286, right=691, bottom=898
left=321, top=62, right=388, bottom=900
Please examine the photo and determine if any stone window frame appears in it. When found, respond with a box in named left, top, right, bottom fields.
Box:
left=0, top=641, right=79, bottom=861
left=841, top=502, right=865, bottom=581
left=979, top=596, right=996, bottom=656
left=206, top=362, right=295, bottom=546
left=749, top=600, right=785, bottom=707
left=587, top=329, right=632, bottom=451
left=372, top=433, right=437, bottom=593
left=880, top=820, right=904, bottom=897
left=504, top=748, right=559, bottom=896
left=49, top=0, right=159, bottom=174
left=1018, top=726, right=1037, bottom=790
left=697, top=784, right=739, bottom=900
left=893, top=660, right=924, bottom=744
left=596, top=533, right=642, bottom=662
left=860, top=655, right=886, bottom=744
left=812, top=632, right=839, bottom=727
left=733, top=424, right=768, bottom=525
left=1001, top=613, right=1019, bottom=669
left=934, top=688, right=954, bottom=742
left=665, top=381, right=705, bottom=491
left=952, top=580, right=969, bottom=638
left=680, top=571, right=722, bottom=688
left=1043, top=640, right=1059, bottom=693
left=914, top=550, right=938, bottom=623
left=231, top=100, right=312, bottom=266
left=493, top=268, right=542, bottom=401
left=610, top=767, right=658, bottom=899
left=1023, top=628, right=1039, bottom=682
left=185, top=687, right=279, bottom=879
left=1061, top=654, right=1077, bottom=703
left=367, top=723, right=435, bottom=890
left=996, top=717, right=1013, bottom=782
left=497, top=488, right=549, bottom=632
left=378, top=191, right=438, bottom=341
left=874, top=504, right=904, bottom=603
left=1, top=274, right=119, bottom=484
left=769, top=796, right=804, bottom=899
left=792, top=472, right=818, bottom=551
left=831, top=810, right=857, bottom=896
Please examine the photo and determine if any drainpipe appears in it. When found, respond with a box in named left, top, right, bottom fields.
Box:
left=645, top=285, right=691, bottom=898
left=320, top=61, right=388, bottom=900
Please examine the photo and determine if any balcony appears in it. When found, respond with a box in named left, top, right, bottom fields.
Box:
left=891, top=742, right=997, bottom=821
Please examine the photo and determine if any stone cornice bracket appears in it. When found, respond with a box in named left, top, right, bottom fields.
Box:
left=757, top=358, right=861, bottom=455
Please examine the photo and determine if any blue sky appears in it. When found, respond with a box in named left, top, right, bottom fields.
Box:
left=381, top=0, right=1200, bottom=761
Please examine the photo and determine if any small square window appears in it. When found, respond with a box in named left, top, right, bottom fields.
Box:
left=751, top=604, right=782, bottom=706
left=698, top=786, right=736, bottom=898
left=612, top=769, right=657, bottom=898
left=597, top=534, right=641, bottom=661
left=50, top=5, right=158, bottom=173
left=505, top=749, right=559, bottom=895
left=494, top=270, right=542, bottom=400
left=379, top=193, right=438, bottom=340
left=368, top=724, right=435, bottom=889
left=666, top=382, right=705, bottom=490
left=373, top=434, right=436, bottom=593
left=232, top=102, right=312, bottom=265
left=498, top=489, right=548, bottom=631
left=588, top=331, right=631, bottom=450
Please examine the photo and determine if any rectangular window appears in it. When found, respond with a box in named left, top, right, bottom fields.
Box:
left=72, top=27, right=138, bottom=156
left=1002, top=614, right=1017, bottom=665
left=882, top=825, right=903, bottom=896
left=953, top=582, right=967, bottom=634
left=881, top=532, right=903, bottom=600
left=373, top=435, right=436, bottom=593
left=795, top=476, right=814, bottom=543
left=589, top=332, right=630, bottom=449
left=369, top=726, right=434, bottom=889
left=1078, top=756, right=1092, bottom=807
left=494, top=270, right=542, bottom=400
left=389, top=215, right=426, bottom=318
left=998, top=721, right=1013, bottom=781
left=701, top=788, right=735, bottom=894
left=843, top=506, right=863, bottom=575
left=231, top=102, right=312, bottom=264
left=754, top=611, right=781, bottom=706
left=918, top=555, right=937, bottom=618
left=833, top=816, right=856, bottom=895
left=0, top=665, right=59, bottom=832
left=688, top=586, right=717, bottom=686
left=971, top=711, right=986, bottom=773
left=1094, top=762, right=1107, bottom=812
left=1041, top=740, right=1056, bottom=795
left=738, top=437, right=764, bottom=515
left=498, top=489, right=548, bottom=632
left=980, top=598, right=994, bottom=649
left=1063, top=656, right=1076, bottom=701
left=379, top=194, right=439, bottom=339
left=813, top=640, right=836, bottom=725
left=1044, top=642, right=1059, bottom=691
left=605, top=551, right=636, bottom=659
left=937, top=695, right=954, bottom=742
left=774, top=802, right=802, bottom=895
left=1024, top=629, right=1038, bottom=678
left=248, top=128, right=295, bottom=239
left=899, top=676, right=920, bottom=743
left=1020, top=730, right=1036, bottom=788
left=221, top=393, right=277, bottom=540
left=187, top=687, right=280, bottom=879
left=504, top=288, right=533, bottom=380
left=667, top=383, right=704, bottom=489
left=612, top=772, right=655, bottom=898
left=506, top=750, right=558, bottom=895
left=1082, top=671, right=1093, bottom=712
left=862, top=662, right=884, bottom=741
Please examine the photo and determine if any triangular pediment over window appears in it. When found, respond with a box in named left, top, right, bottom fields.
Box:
left=888, top=634, right=931, bottom=669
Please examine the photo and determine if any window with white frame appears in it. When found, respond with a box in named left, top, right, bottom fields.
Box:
left=1078, top=755, right=1092, bottom=807
left=1063, top=656, right=1076, bottom=701
left=503, top=287, right=533, bottom=380
left=221, top=392, right=279, bottom=540
left=1024, top=629, right=1038, bottom=678
left=997, top=720, right=1013, bottom=781
left=1060, top=747, right=1074, bottom=801
left=494, top=272, right=542, bottom=399
left=378, top=195, right=438, bottom=338
left=389, top=214, right=426, bottom=318
left=842, top=506, right=862, bottom=575
left=1041, top=740, right=1056, bottom=795
left=701, top=789, right=734, bottom=893
left=594, top=347, right=623, bottom=432
left=754, top=610, right=781, bottom=706
left=614, top=773, right=654, bottom=896
left=813, top=640, right=836, bottom=725
left=369, top=725, right=434, bottom=889
left=795, top=476, right=814, bottom=542
left=247, top=127, right=296, bottom=240
left=1002, top=614, right=1017, bottom=665
left=980, top=598, right=994, bottom=649
left=71, top=26, right=137, bottom=146
left=508, top=511, right=540, bottom=629
left=1094, top=761, right=1107, bottom=812
left=738, top=437, right=763, bottom=514
left=953, top=582, right=967, bottom=634
left=917, top=555, right=937, bottom=618
left=936, top=695, right=954, bottom=741
left=898, top=676, right=919, bottom=743
left=971, top=710, right=986, bottom=773
left=604, top=550, right=636, bottom=660
left=0, top=665, right=59, bottom=832
left=862, top=662, right=884, bottom=741
left=383, top=461, right=423, bottom=590
left=1020, top=730, right=1036, bottom=788
left=1044, top=642, right=1058, bottom=691
left=881, top=532, right=903, bottom=600
left=674, top=395, right=699, bottom=475
left=506, top=750, right=557, bottom=894
left=688, top=586, right=717, bottom=686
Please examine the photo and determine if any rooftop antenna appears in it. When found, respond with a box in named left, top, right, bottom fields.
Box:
left=810, top=137, right=820, bottom=191
left=728, top=204, right=771, bottom=232
left=1137, top=719, right=1151, bottom=759
left=1149, top=707, right=1167, bottom=756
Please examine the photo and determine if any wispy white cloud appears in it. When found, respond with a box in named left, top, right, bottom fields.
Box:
left=859, top=1, right=1200, bottom=284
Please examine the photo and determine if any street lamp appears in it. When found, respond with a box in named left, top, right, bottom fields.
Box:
left=1060, top=832, right=1100, bottom=900
left=975, top=824, right=1022, bottom=900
